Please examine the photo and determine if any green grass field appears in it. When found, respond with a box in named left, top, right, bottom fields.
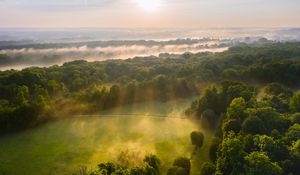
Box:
left=0, top=100, right=211, bottom=175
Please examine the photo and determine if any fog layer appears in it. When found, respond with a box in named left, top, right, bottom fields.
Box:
left=0, top=39, right=228, bottom=70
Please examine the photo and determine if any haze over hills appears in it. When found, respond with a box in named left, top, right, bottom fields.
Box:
left=0, top=28, right=300, bottom=43
left=0, top=28, right=299, bottom=70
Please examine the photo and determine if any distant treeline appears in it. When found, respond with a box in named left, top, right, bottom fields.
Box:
left=0, top=38, right=222, bottom=50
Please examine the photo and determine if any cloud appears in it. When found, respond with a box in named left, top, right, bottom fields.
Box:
left=0, top=0, right=299, bottom=28
left=0, top=0, right=121, bottom=11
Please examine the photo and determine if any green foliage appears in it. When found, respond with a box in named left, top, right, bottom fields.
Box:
left=243, top=134, right=256, bottom=153
left=207, top=89, right=300, bottom=175
left=172, top=157, right=191, bottom=175
left=95, top=162, right=116, bottom=175
left=167, top=166, right=186, bottom=175
left=14, top=85, right=29, bottom=105
left=226, top=97, right=247, bottom=120
left=241, top=116, right=265, bottom=135
left=143, top=154, right=160, bottom=175
left=187, top=81, right=255, bottom=132
left=183, top=43, right=300, bottom=175
left=89, top=155, right=160, bottom=175
left=200, top=162, right=216, bottom=175
left=290, top=113, right=300, bottom=124
left=253, top=135, right=289, bottom=161
left=261, top=83, right=293, bottom=113
left=264, top=83, right=293, bottom=98
left=246, top=107, right=290, bottom=133
left=202, top=83, right=299, bottom=175
left=220, top=81, right=255, bottom=106
left=197, top=86, right=220, bottom=116
left=264, top=95, right=290, bottom=113
left=222, top=119, right=241, bottom=134
left=290, top=92, right=300, bottom=113
left=209, top=137, right=221, bottom=162
left=290, top=139, right=300, bottom=157
left=284, top=124, right=300, bottom=143
left=244, top=152, right=283, bottom=175
left=216, top=133, right=246, bottom=175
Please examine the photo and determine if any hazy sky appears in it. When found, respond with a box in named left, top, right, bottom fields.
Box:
left=0, top=0, right=299, bottom=28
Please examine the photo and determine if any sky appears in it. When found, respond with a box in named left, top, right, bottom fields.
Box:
left=0, top=0, right=299, bottom=28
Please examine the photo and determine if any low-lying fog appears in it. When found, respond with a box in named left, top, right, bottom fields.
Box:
left=0, top=39, right=229, bottom=70
left=0, top=28, right=299, bottom=70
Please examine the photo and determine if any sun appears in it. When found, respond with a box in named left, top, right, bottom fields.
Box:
left=137, top=0, right=161, bottom=11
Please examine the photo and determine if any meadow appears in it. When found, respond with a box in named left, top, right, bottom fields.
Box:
left=0, top=101, right=211, bottom=175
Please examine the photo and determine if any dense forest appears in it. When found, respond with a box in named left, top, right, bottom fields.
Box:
left=186, top=81, right=299, bottom=175
left=1, top=42, right=300, bottom=174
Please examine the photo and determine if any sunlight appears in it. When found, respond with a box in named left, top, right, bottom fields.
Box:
left=137, top=0, right=161, bottom=11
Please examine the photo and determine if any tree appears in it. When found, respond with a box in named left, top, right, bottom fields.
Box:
left=143, top=154, right=160, bottom=175
left=209, top=137, right=221, bottom=162
left=185, top=100, right=198, bottom=117
left=264, top=95, right=289, bottom=113
left=200, top=109, right=218, bottom=129
left=96, top=162, right=116, bottom=175
left=200, top=162, right=215, bottom=175
left=288, top=139, right=300, bottom=175
left=130, top=167, right=147, bottom=175
left=254, top=135, right=276, bottom=152
left=190, top=131, right=204, bottom=149
left=241, top=116, right=265, bottom=135
left=196, top=86, right=220, bottom=116
left=167, top=166, right=186, bottom=175
left=173, top=157, right=191, bottom=175
left=124, top=82, right=137, bottom=104
left=222, top=119, right=241, bottom=134
left=104, top=85, right=120, bottom=108
left=291, top=113, right=300, bottom=124
left=290, top=139, right=300, bottom=157
left=290, top=92, right=300, bottom=113
left=246, top=107, right=289, bottom=133
left=264, top=83, right=293, bottom=98
left=216, top=133, right=246, bottom=175
left=174, top=79, right=192, bottom=98
left=89, top=155, right=161, bottom=175
left=14, top=85, right=29, bottom=105
left=253, top=135, right=289, bottom=161
left=226, top=97, right=247, bottom=120
left=284, top=124, right=300, bottom=143
left=47, top=79, right=62, bottom=95
left=243, top=134, right=256, bottom=153
left=220, top=81, right=254, bottom=107
left=245, top=152, right=283, bottom=175
left=33, top=94, right=49, bottom=112
left=153, top=75, right=168, bottom=101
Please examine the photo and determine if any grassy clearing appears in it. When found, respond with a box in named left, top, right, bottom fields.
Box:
left=0, top=100, right=212, bottom=175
